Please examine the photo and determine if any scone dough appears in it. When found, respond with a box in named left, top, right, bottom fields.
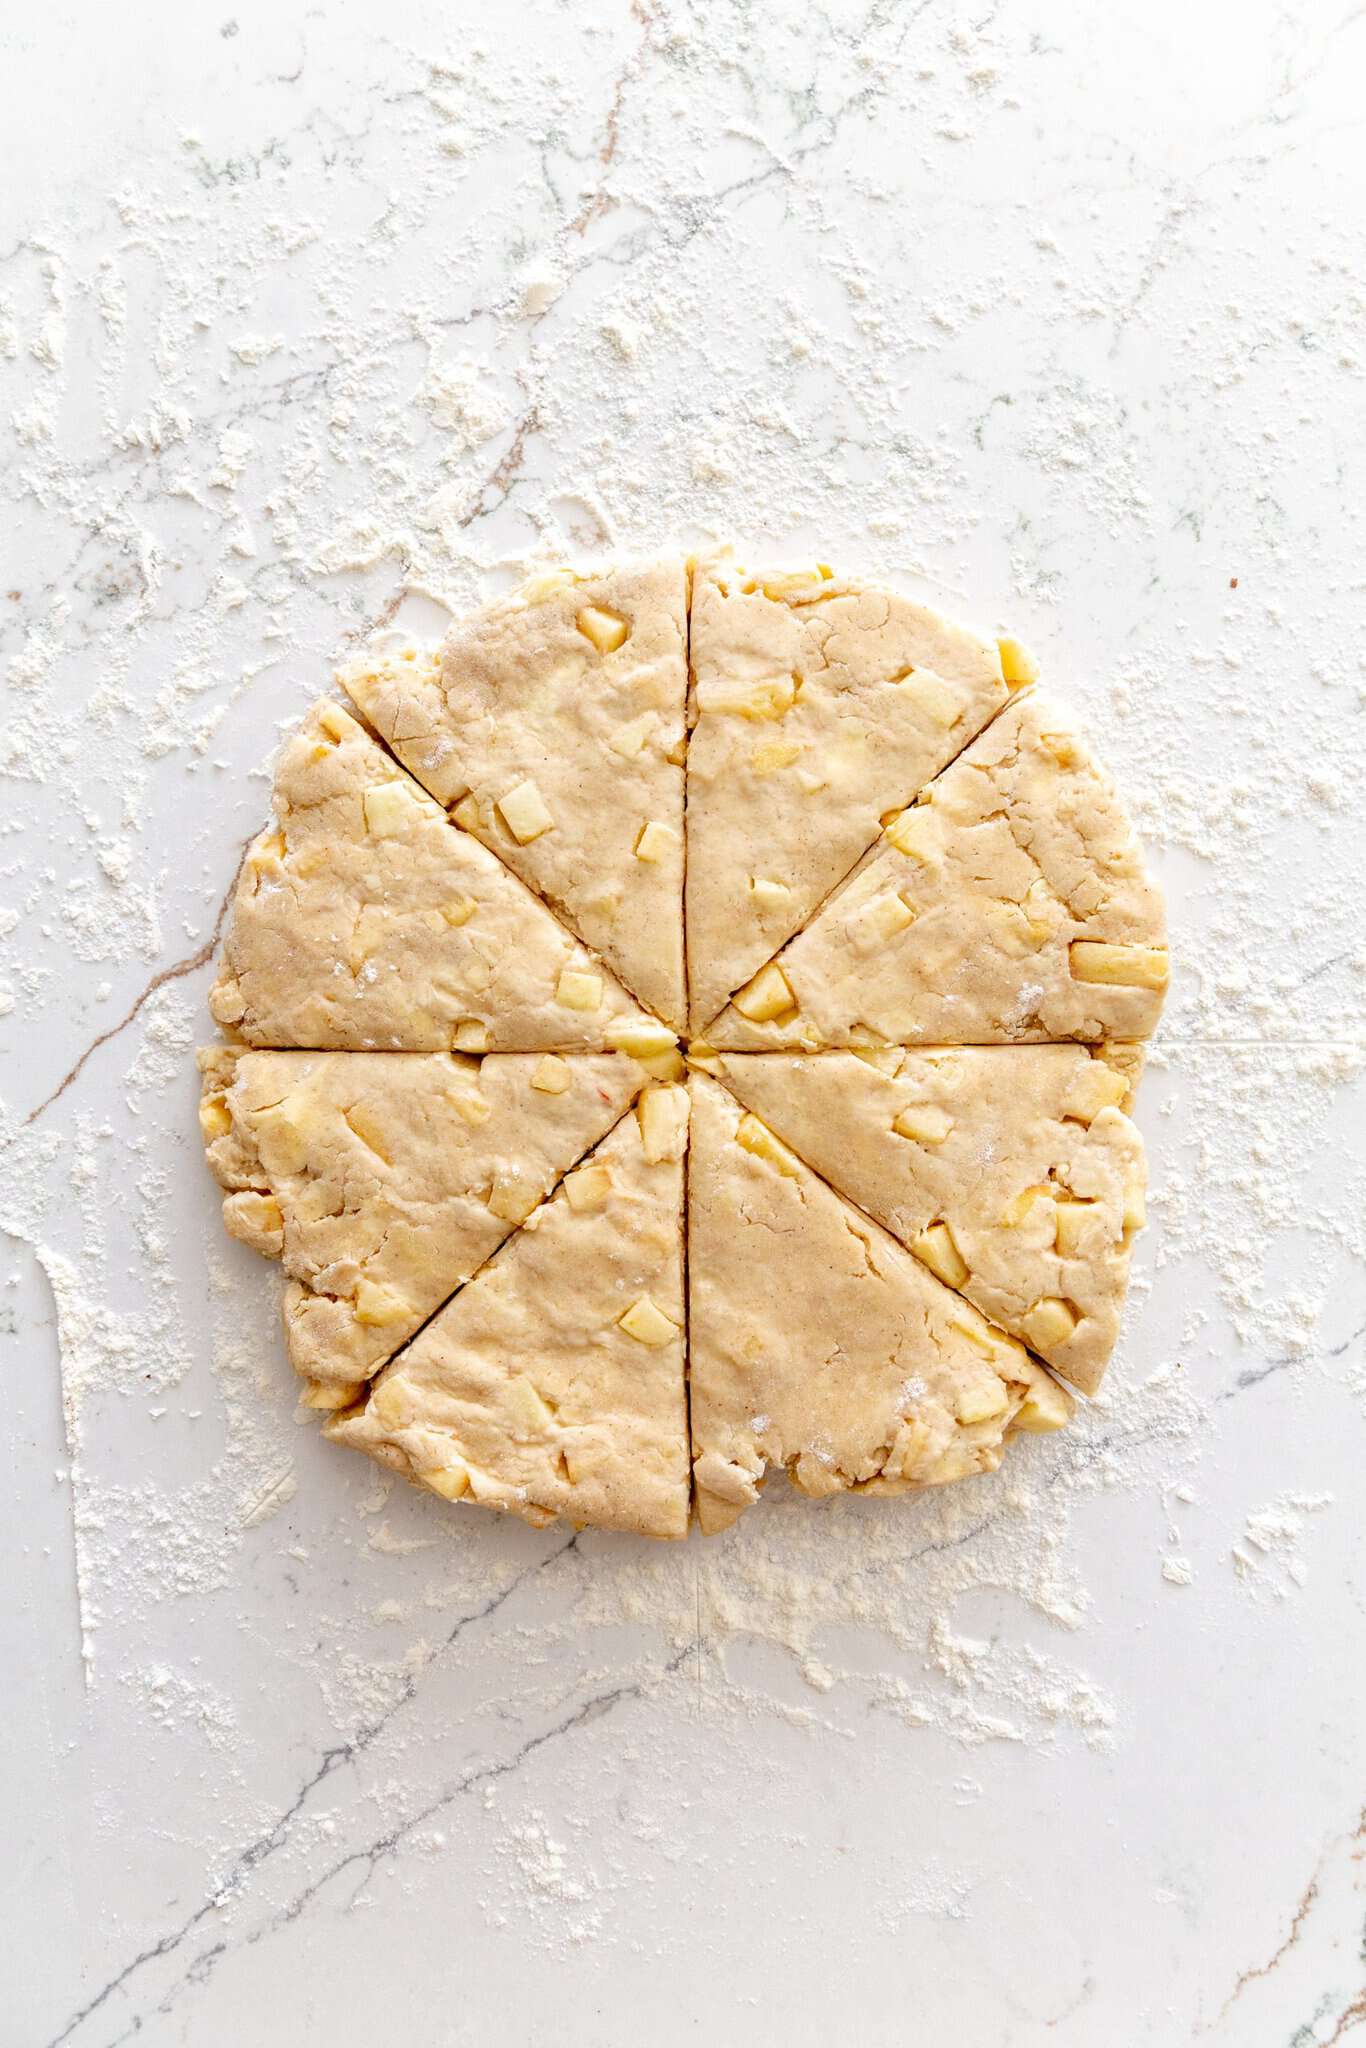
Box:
left=200, top=549, right=1167, bottom=1539
left=686, top=1074, right=1070, bottom=1534
left=708, top=692, right=1168, bottom=1049
left=210, top=700, right=652, bottom=1052
left=198, top=1045, right=651, bottom=1399
left=328, top=1086, right=691, bottom=1539
left=340, top=562, right=688, bottom=1031
left=712, top=1046, right=1145, bottom=1394
left=686, top=547, right=1010, bottom=1031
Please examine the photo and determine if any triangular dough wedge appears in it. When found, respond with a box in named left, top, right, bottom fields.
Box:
left=713, top=1047, right=1145, bottom=1394
left=707, top=691, right=1168, bottom=1049
left=339, top=561, right=688, bottom=1030
left=327, top=1085, right=691, bottom=1540
left=209, top=700, right=655, bottom=1052
left=686, top=1075, right=1070, bottom=1534
left=198, top=1045, right=652, bottom=1400
left=685, top=547, right=1011, bottom=1029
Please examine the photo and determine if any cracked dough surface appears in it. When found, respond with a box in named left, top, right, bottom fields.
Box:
left=200, top=550, right=1167, bottom=1538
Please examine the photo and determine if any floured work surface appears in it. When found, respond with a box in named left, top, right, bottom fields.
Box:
left=200, top=547, right=1167, bottom=1538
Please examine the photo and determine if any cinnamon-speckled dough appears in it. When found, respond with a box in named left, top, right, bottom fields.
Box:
left=712, top=1046, right=1145, bottom=1395
left=198, top=1044, right=649, bottom=1398
left=339, top=561, right=687, bottom=1031
left=209, top=699, right=652, bottom=1052
left=707, top=691, right=1168, bottom=1049
left=686, top=1074, right=1071, bottom=1533
left=327, top=1087, right=691, bottom=1539
left=686, top=547, right=1010, bottom=1031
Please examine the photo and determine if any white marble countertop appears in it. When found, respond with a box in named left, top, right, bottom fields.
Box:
left=4, top=1, right=1364, bottom=2041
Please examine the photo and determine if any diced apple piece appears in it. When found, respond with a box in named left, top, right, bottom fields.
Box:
left=487, top=1174, right=537, bottom=1224
left=1015, top=1369, right=1074, bottom=1433
left=618, top=1295, right=679, bottom=1346
left=1123, top=1175, right=1147, bottom=1234
left=634, top=820, right=674, bottom=863
left=606, top=1017, right=674, bottom=1060
left=731, top=961, right=797, bottom=1023
left=576, top=604, right=630, bottom=653
left=912, top=1220, right=969, bottom=1290
left=1053, top=1198, right=1095, bottom=1257
left=343, top=1105, right=393, bottom=1165
left=222, top=1190, right=284, bottom=1254
left=369, top=1378, right=409, bottom=1430
left=530, top=1055, right=571, bottom=1095
left=563, top=1164, right=612, bottom=1213
left=858, top=891, right=916, bottom=945
left=605, top=1016, right=682, bottom=1079
left=251, top=829, right=286, bottom=874
left=354, top=1278, right=409, bottom=1327
left=997, top=636, right=1039, bottom=687
left=301, top=1378, right=365, bottom=1411
left=422, top=1458, right=471, bottom=1501
left=1020, top=1296, right=1080, bottom=1352
left=1069, top=941, right=1169, bottom=990
left=735, top=1113, right=802, bottom=1180
left=508, top=1377, right=554, bottom=1433
left=751, top=737, right=803, bottom=774
left=954, top=1376, right=1011, bottom=1425
left=361, top=781, right=420, bottom=838
left=851, top=1046, right=901, bottom=1073
left=883, top=806, right=942, bottom=862
left=636, top=1084, right=689, bottom=1163
left=1061, top=1061, right=1129, bottom=1123
left=199, top=1093, right=232, bottom=1142
left=695, top=675, right=797, bottom=720
left=891, top=1103, right=953, bottom=1145
left=316, top=700, right=351, bottom=741
left=496, top=779, right=555, bottom=844
left=555, top=968, right=602, bottom=1012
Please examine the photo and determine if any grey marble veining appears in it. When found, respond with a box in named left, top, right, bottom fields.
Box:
left=3, top=1, right=1364, bottom=2042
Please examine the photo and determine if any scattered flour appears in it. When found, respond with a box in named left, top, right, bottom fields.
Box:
left=0, top=0, right=1361, bottom=1985
left=1230, top=1492, right=1334, bottom=1601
